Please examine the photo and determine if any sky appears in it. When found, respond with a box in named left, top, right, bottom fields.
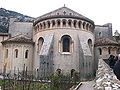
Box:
left=0, top=0, right=120, bottom=34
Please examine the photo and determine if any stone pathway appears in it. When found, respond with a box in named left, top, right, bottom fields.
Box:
left=78, top=81, right=95, bottom=90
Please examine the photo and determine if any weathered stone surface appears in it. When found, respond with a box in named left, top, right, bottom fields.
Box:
left=39, top=33, right=54, bottom=78
left=40, top=33, right=54, bottom=55
left=9, top=18, right=33, bottom=38
left=94, top=59, right=120, bottom=90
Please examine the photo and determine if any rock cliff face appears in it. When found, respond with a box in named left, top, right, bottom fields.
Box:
left=0, top=8, right=34, bottom=33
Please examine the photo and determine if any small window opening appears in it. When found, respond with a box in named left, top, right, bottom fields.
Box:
left=52, top=20, right=55, bottom=27
left=88, top=39, right=92, bottom=53
left=47, top=21, right=50, bottom=28
left=63, top=20, right=66, bottom=27
left=83, top=22, right=86, bottom=29
left=71, top=69, right=75, bottom=77
left=99, top=48, right=102, bottom=55
left=57, top=20, right=60, bottom=26
left=15, top=49, right=18, bottom=58
left=62, top=36, right=71, bottom=52
left=73, top=20, right=77, bottom=28
left=43, top=22, right=46, bottom=29
left=68, top=20, right=72, bottom=27
left=25, top=50, right=28, bottom=59
left=78, top=21, right=81, bottom=28
left=5, top=49, right=8, bottom=58
left=57, top=69, right=61, bottom=74
left=108, top=47, right=111, bottom=54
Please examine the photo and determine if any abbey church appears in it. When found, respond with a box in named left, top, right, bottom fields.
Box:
left=0, top=6, right=120, bottom=80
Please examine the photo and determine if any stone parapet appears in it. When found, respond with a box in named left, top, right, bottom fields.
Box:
left=94, top=59, right=120, bottom=90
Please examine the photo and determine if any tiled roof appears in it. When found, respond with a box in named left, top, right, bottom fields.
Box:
left=2, top=34, right=33, bottom=44
left=95, top=38, right=118, bottom=46
left=34, top=6, right=94, bottom=25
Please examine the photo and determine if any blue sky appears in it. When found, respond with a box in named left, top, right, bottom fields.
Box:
left=0, top=0, right=120, bottom=34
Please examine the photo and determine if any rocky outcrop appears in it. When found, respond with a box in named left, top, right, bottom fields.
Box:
left=94, top=59, right=120, bottom=90
left=0, top=8, right=34, bottom=33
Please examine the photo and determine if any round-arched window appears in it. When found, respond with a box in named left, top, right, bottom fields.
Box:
left=38, top=37, right=44, bottom=53
left=88, top=39, right=92, bottom=53
left=78, top=21, right=81, bottom=28
left=47, top=21, right=50, bottom=28
left=83, top=22, right=86, bottom=29
left=52, top=20, right=55, bottom=27
left=61, top=35, right=72, bottom=52
left=25, top=50, right=28, bottom=59
left=68, top=20, right=72, bottom=27
left=71, top=69, right=75, bottom=77
left=57, top=20, right=61, bottom=27
left=56, top=69, right=61, bottom=74
left=15, top=49, right=18, bottom=58
left=73, top=20, right=77, bottom=28
left=62, top=19, right=66, bottom=27
left=98, top=48, right=102, bottom=55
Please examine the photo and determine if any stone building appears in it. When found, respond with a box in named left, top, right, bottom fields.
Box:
left=33, top=6, right=95, bottom=80
left=94, top=24, right=120, bottom=60
left=1, top=34, right=34, bottom=72
left=0, top=6, right=119, bottom=80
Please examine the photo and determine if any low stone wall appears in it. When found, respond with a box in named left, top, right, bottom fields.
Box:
left=94, top=59, right=120, bottom=90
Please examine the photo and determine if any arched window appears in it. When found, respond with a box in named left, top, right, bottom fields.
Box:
left=25, top=50, right=28, bottom=59
left=98, top=32, right=102, bottom=38
left=61, top=35, right=72, bottom=52
left=47, top=21, right=50, bottom=28
left=38, top=37, right=44, bottom=53
left=68, top=20, right=72, bottom=27
left=52, top=20, right=55, bottom=27
left=73, top=20, right=77, bottom=28
left=108, top=47, right=111, bottom=54
left=43, top=22, right=46, bottom=29
left=56, top=69, right=61, bottom=74
left=57, top=20, right=60, bottom=27
left=86, top=24, right=89, bottom=30
left=15, top=49, right=18, bottom=58
left=63, top=37, right=70, bottom=52
left=78, top=21, right=81, bottom=28
left=83, top=22, right=86, bottom=29
left=5, top=49, right=8, bottom=58
left=88, top=39, right=92, bottom=53
left=98, top=48, right=102, bottom=55
left=71, top=69, right=75, bottom=77
left=62, top=19, right=66, bottom=27
left=40, top=23, right=43, bottom=29
left=59, top=35, right=73, bottom=54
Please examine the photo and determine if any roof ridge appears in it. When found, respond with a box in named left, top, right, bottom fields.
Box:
left=2, top=34, right=33, bottom=44
left=34, top=6, right=94, bottom=25
left=95, top=38, right=118, bottom=46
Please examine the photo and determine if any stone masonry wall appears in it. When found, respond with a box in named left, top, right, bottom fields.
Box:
left=39, top=33, right=54, bottom=78
left=94, top=24, right=113, bottom=41
left=9, top=18, right=33, bottom=38
left=94, top=59, right=120, bottom=90
left=0, top=35, right=8, bottom=73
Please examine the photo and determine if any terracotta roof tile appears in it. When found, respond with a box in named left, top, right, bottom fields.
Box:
left=2, top=34, right=33, bottom=44
left=95, top=38, right=118, bottom=46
